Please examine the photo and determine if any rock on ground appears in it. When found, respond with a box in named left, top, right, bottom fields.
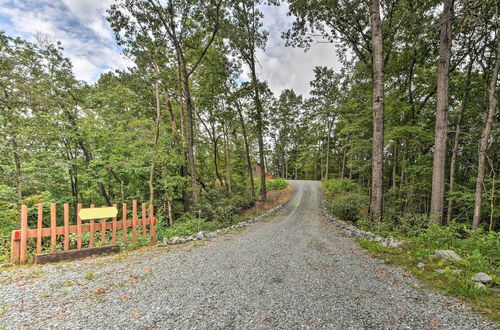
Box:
left=434, top=250, right=462, bottom=261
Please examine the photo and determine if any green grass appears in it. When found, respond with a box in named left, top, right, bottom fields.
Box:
left=357, top=238, right=499, bottom=322
left=84, top=271, right=96, bottom=281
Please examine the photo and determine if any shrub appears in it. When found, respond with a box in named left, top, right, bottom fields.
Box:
left=266, top=178, right=288, bottom=191
left=328, top=192, right=368, bottom=221
left=324, top=178, right=362, bottom=196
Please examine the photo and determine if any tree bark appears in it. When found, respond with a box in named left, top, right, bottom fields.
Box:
left=224, top=127, right=232, bottom=194
left=472, top=28, right=500, bottom=230
left=235, top=100, right=255, bottom=199
left=446, top=57, right=473, bottom=224
left=341, top=145, right=347, bottom=179
left=149, top=85, right=161, bottom=206
left=368, top=0, right=385, bottom=221
left=430, top=0, right=454, bottom=224
left=325, top=120, right=331, bottom=180
left=250, top=62, right=267, bottom=200
left=12, top=138, right=22, bottom=204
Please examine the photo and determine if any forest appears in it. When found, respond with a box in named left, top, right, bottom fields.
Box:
left=0, top=0, right=498, bottom=255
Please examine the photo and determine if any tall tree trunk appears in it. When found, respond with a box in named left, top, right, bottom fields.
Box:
left=430, top=0, right=454, bottom=223
left=325, top=120, right=331, bottom=180
left=341, top=145, right=347, bottom=179
left=236, top=100, right=255, bottom=199
left=368, top=0, right=385, bottom=221
left=392, top=144, right=397, bottom=190
left=472, top=29, right=500, bottom=230
left=180, top=62, right=198, bottom=204
left=12, top=138, right=22, bottom=204
left=250, top=62, right=266, bottom=200
left=224, top=128, right=232, bottom=194
left=446, top=57, right=473, bottom=224
left=149, top=85, right=161, bottom=206
left=213, top=136, right=224, bottom=186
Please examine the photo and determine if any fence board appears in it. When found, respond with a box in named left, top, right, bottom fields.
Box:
left=89, top=204, right=95, bottom=248
left=24, top=218, right=150, bottom=238
left=142, top=203, right=147, bottom=238
left=36, top=203, right=43, bottom=254
left=50, top=203, right=56, bottom=252
left=77, top=204, right=82, bottom=249
left=149, top=205, right=156, bottom=245
left=132, top=200, right=137, bottom=244
left=122, top=203, right=127, bottom=242
left=20, top=205, right=28, bottom=262
left=64, top=204, right=70, bottom=251
left=10, top=231, right=20, bottom=263
left=112, top=204, right=117, bottom=243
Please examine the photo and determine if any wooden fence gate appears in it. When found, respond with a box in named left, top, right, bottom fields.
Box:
left=10, top=200, right=156, bottom=264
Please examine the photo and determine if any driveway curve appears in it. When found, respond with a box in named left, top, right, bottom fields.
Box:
left=0, top=180, right=491, bottom=329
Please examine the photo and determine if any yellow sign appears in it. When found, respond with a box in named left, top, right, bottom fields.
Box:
left=78, top=207, right=118, bottom=220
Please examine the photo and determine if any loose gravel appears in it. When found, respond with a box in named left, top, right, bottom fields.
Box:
left=0, top=180, right=494, bottom=329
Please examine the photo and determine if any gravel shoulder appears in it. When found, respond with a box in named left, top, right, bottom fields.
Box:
left=0, top=180, right=493, bottom=329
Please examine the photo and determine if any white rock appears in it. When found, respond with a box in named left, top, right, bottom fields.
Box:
left=417, top=262, right=425, bottom=268
left=435, top=269, right=446, bottom=275
left=171, top=237, right=180, bottom=244
left=474, top=282, right=486, bottom=289
left=434, top=250, right=462, bottom=261
left=195, top=232, right=205, bottom=240
left=471, top=272, right=493, bottom=284
left=388, top=238, right=402, bottom=248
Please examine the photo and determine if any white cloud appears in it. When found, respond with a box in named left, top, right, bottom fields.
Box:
left=258, top=3, right=342, bottom=97
left=0, top=0, right=131, bottom=82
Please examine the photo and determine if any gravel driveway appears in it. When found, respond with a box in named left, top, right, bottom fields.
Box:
left=0, top=180, right=493, bottom=329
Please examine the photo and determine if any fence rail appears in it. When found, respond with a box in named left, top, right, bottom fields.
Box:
left=10, top=200, right=156, bottom=264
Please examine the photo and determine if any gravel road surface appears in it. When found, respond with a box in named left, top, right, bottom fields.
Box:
left=0, top=180, right=492, bottom=329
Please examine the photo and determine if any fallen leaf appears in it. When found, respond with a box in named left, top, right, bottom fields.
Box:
left=263, top=317, right=273, bottom=323
left=403, top=273, right=411, bottom=277
left=207, top=305, right=217, bottom=310
left=94, top=287, right=107, bottom=294
left=119, top=296, right=130, bottom=301
left=131, top=311, right=141, bottom=317
left=429, top=319, right=438, bottom=326
left=308, top=320, right=316, bottom=324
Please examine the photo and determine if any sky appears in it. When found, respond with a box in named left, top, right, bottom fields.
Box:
left=0, top=0, right=341, bottom=96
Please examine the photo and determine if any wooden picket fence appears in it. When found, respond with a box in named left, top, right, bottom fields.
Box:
left=10, top=200, right=156, bottom=264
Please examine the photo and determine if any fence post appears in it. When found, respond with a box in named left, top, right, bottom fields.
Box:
left=142, top=203, right=147, bottom=238
left=77, top=204, right=82, bottom=249
left=10, top=230, right=20, bottom=264
left=64, top=203, right=69, bottom=251
left=101, top=206, right=107, bottom=245
left=20, top=205, right=28, bottom=263
left=112, top=204, right=117, bottom=243
left=36, top=203, right=43, bottom=254
left=122, top=203, right=127, bottom=242
left=132, top=200, right=137, bottom=244
left=149, top=204, right=156, bottom=246
left=50, top=203, right=56, bottom=252
left=89, top=204, right=95, bottom=248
